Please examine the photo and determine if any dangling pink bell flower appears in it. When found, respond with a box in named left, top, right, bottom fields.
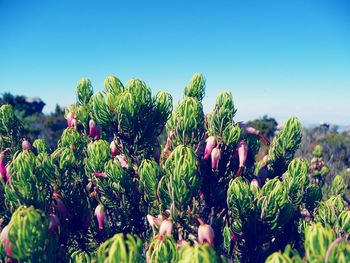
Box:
left=22, top=138, right=32, bottom=151
left=89, top=119, right=97, bottom=137
left=67, top=112, right=75, bottom=128
left=204, top=136, right=217, bottom=160
left=0, top=151, right=7, bottom=182
left=52, top=193, right=69, bottom=218
left=158, top=219, right=173, bottom=240
left=116, top=155, right=128, bottom=168
left=211, top=147, right=221, bottom=171
left=110, top=140, right=120, bottom=158
left=95, top=204, right=106, bottom=230
left=92, top=172, right=107, bottom=178
left=48, top=214, right=60, bottom=234
left=147, top=215, right=164, bottom=228
left=0, top=225, right=13, bottom=257
left=236, top=140, right=248, bottom=177
left=70, top=118, right=77, bottom=130
left=197, top=217, right=215, bottom=246
left=238, top=122, right=270, bottom=145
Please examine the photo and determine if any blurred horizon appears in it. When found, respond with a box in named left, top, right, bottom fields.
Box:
left=1, top=0, right=349, bottom=125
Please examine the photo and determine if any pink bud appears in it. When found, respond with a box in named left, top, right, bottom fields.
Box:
left=67, top=112, right=75, bottom=128
left=238, top=140, right=248, bottom=168
left=204, top=136, right=217, bottom=160
left=89, top=119, right=97, bottom=138
left=147, top=215, right=164, bottom=228
left=92, top=172, right=107, bottom=178
left=0, top=153, right=7, bottom=183
left=198, top=224, right=215, bottom=246
left=22, top=139, right=32, bottom=151
left=116, top=155, right=128, bottom=168
left=95, top=204, right=106, bottom=230
left=158, top=219, right=173, bottom=238
left=0, top=225, right=13, bottom=257
left=211, top=147, right=221, bottom=171
left=70, top=118, right=77, bottom=129
left=238, top=122, right=270, bottom=145
left=48, top=214, right=60, bottom=234
left=110, top=140, right=119, bottom=158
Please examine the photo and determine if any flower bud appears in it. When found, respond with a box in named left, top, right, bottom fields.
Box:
left=116, top=154, right=128, bottom=168
left=204, top=136, right=217, bottom=160
left=147, top=215, right=164, bottom=228
left=67, top=112, right=75, bottom=128
left=158, top=219, right=173, bottom=238
left=89, top=119, right=97, bottom=138
left=92, top=172, right=107, bottom=178
left=0, top=152, right=7, bottom=182
left=22, top=138, right=32, bottom=151
left=238, top=140, right=248, bottom=168
left=238, top=122, right=270, bottom=145
left=95, top=204, right=106, bottom=230
left=71, top=118, right=77, bottom=129
left=110, top=140, right=120, bottom=158
left=0, top=225, right=13, bottom=257
left=211, top=147, right=221, bottom=171
left=48, top=214, right=60, bottom=234
left=198, top=223, right=215, bottom=246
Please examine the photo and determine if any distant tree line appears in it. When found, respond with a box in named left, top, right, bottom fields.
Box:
left=0, top=93, right=66, bottom=150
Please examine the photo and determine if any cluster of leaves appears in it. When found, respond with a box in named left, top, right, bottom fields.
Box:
left=0, top=73, right=349, bottom=263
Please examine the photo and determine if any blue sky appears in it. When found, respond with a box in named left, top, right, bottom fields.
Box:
left=0, top=0, right=349, bottom=125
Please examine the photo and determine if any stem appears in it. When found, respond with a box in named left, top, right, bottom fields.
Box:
left=325, top=237, right=343, bottom=263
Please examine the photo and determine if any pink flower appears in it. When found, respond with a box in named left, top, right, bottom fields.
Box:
left=95, top=204, right=106, bottom=230
left=116, top=155, right=128, bottom=168
left=158, top=219, right=173, bottom=239
left=197, top=219, right=215, bottom=246
left=0, top=225, right=13, bottom=257
left=67, top=112, right=75, bottom=128
left=0, top=152, right=7, bottom=183
left=236, top=140, right=248, bottom=177
left=89, top=119, right=97, bottom=137
left=110, top=140, right=120, bottom=158
left=204, top=136, right=217, bottom=160
left=211, top=147, right=221, bottom=171
left=238, top=122, right=270, bottom=145
left=92, top=172, right=107, bottom=178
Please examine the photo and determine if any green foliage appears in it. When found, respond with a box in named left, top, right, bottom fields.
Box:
left=0, top=206, right=54, bottom=262
left=95, top=233, right=143, bottom=263
left=267, top=117, right=302, bottom=176
left=3, top=72, right=348, bottom=263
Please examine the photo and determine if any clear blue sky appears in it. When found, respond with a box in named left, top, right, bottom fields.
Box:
left=1, top=0, right=349, bottom=125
